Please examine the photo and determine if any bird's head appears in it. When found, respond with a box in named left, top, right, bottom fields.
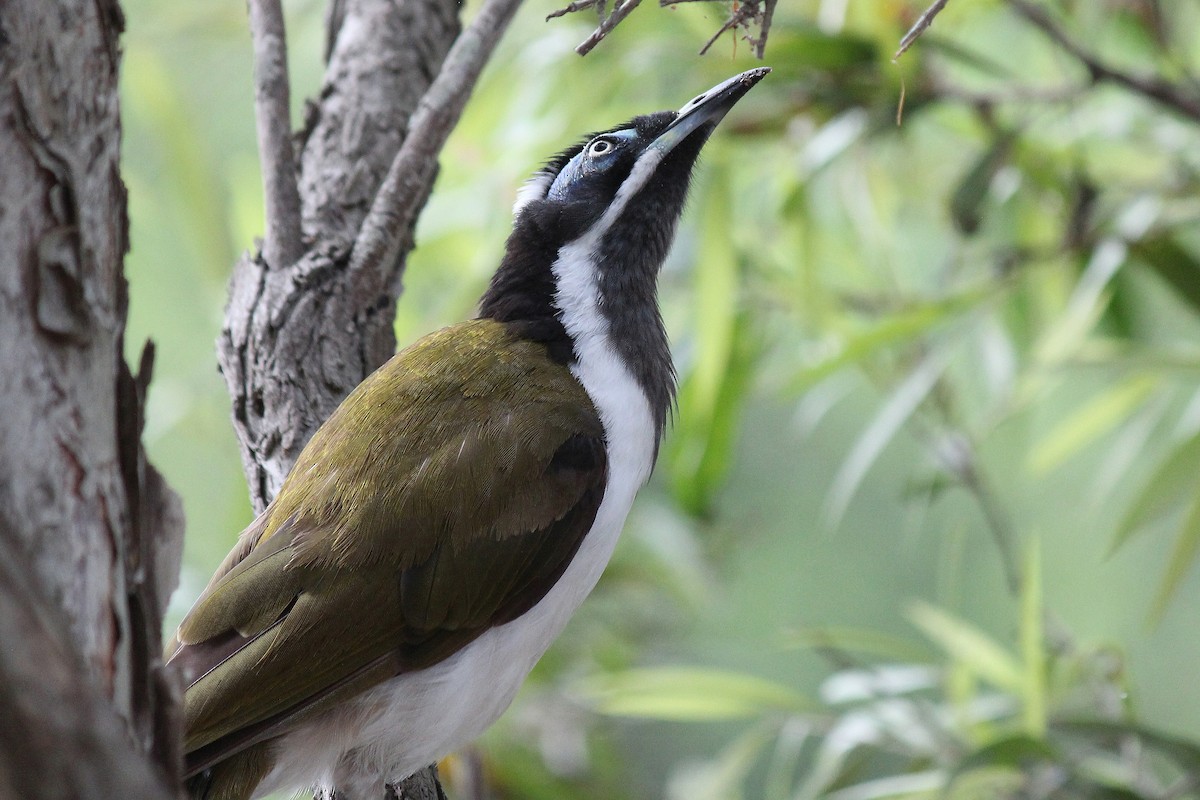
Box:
left=480, top=68, right=768, bottom=435
left=510, top=67, right=770, bottom=258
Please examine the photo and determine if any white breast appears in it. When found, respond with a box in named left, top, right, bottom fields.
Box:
left=254, top=240, right=657, bottom=799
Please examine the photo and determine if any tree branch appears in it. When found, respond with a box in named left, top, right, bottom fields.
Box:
left=217, top=1, right=512, bottom=796
left=545, top=0, right=601, bottom=21
left=1007, top=0, right=1200, bottom=123
left=551, top=0, right=776, bottom=58
left=347, top=0, right=525, bottom=290
left=894, top=0, right=951, bottom=61
left=248, top=0, right=304, bottom=268
left=576, top=0, right=641, bottom=55
left=218, top=0, right=461, bottom=508
left=753, top=0, right=775, bottom=59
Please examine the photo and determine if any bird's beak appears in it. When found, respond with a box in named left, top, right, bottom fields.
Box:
left=650, top=67, right=771, bottom=156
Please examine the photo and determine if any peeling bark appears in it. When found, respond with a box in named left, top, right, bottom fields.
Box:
left=218, top=0, right=461, bottom=510
left=0, top=0, right=184, bottom=795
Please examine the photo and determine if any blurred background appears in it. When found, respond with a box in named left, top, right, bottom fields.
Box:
left=121, top=1, right=1200, bottom=797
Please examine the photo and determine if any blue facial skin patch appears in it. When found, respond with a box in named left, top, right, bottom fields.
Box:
left=548, top=129, right=638, bottom=201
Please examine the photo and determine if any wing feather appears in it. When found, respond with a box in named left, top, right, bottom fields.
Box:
left=168, top=321, right=608, bottom=777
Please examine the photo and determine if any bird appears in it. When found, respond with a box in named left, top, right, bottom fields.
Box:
left=167, top=67, right=769, bottom=800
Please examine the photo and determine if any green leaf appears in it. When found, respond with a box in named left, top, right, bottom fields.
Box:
left=907, top=602, right=1022, bottom=692
left=666, top=726, right=776, bottom=800
left=783, top=290, right=988, bottom=397
left=668, top=311, right=759, bottom=516
left=948, top=735, right=1056, bottom=788
left=822, top=771, right=944, bottom=800
left=692, top=159, right=738, bottom=423
left=575, top=667, right=810, bottom=721
left=825, top=353, right=947, bottom=525
left=950, top=130, right=1018, bottom=235
left=1028, top=376, right=1157, bottom=475
left=1060, top=786, right=1146, bottom=800
left=1110, top=431, right=1200, bottom=554
left=1148, top=489, right=1200, bottom=625
left=765, top=26, right=879, bottom=72
left=666, top=156, right=758, bottom=515
left=1130, top=234, right=1200, bottom=316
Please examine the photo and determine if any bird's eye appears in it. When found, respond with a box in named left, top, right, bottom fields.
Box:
left=588, top=138, right=614, bottom=157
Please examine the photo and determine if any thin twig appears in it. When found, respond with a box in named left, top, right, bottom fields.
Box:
left=697, top=9, right=743, bottom=56
left=550, top=0, right=773, bottom=57
left=574, top=0, right=642, bottom=55
left=347, top=0, right=524, bottom=286
left=247, top=0, right=304, bottom=268
left=660, top=0, right=774, bottom=58
left=754, top=0, right=776, bottom=59
left=1007, top=0, right=1200, bottom=123
left=546, top=0, right=599, bottom=20
left=894, top=0, right=951, bottom=61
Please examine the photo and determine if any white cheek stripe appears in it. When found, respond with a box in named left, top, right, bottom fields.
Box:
left=548, top=143, right=665, bottom=490
left=511, top=143, right=667, bottom=227
left=552, top=233, right=657, bottom=492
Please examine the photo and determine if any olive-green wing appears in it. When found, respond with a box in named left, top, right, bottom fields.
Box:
left=168, top=320, right=607, bottom=776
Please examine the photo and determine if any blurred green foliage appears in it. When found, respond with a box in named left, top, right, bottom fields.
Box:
left=120, top=0, right=1200, bottom=797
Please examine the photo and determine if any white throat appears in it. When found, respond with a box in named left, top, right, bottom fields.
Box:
left=256, top=231, right=660, bottom=800
left=546, top=138, right=668, bottom=484
left=552, top=232, right=657, bottom=493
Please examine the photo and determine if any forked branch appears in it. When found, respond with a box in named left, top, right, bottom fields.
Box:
left=247, top=0, right=304, bottom=268
left=1006, top=0, right=1200, bottom=122
left=347, top=0, right=525, bottom=290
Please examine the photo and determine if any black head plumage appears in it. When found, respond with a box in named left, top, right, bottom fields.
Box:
left=478, top=69, right=769, bottom=435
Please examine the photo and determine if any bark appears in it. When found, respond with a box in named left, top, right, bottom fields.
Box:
left=218, top=0, right=461, bottom=510
left=0, top=0, right=185, bottom=796
left=0, top=528, right=172, bottom=800
left=216, top=0, right=475, bottom=797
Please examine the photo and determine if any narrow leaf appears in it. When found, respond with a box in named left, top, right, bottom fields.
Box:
left=824, top=352, right=948, bottom=526
left=1148, top=489, right=1200, bottom=625
left=784, top=289, right=987, bottom=396
left=1110, top=431, right=1200, bottom=555
left=950, top=130, right=1017, bottom=235
left=948, top=735, right=1055, bottom=788
left=1131, top=234, right=1200, bottom=315
left=1028, top=376, right=1157, bottom=475
left=692, top=159, right=737, bottom=422
left=576, top=667, right=810, bottom=721
left=907, top=601, right=1022, bottom=692
left=823, top=770, right=944, bottom=800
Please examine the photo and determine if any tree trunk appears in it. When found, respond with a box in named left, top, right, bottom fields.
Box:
left=0, top=0, right=185, bottom=796
left=218, top=0, right=461, bottom=510
left=217, top=0, right=463, bottom=797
